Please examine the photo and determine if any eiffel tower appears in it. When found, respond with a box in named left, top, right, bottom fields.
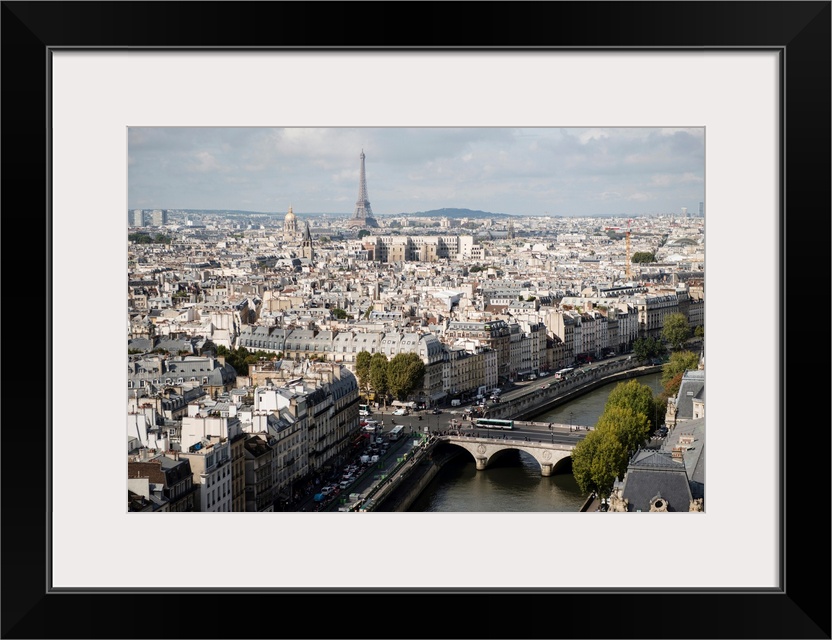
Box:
left=346, top=150, right=379, bottom=228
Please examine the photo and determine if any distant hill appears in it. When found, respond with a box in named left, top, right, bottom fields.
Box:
left=387, top=208, right=512, bottom=219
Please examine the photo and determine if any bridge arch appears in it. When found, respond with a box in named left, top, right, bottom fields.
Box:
left=440, top=436, right=574, bottom=477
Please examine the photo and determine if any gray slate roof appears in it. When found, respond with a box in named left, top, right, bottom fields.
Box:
left=619, top=449, right=693, bottom=512
left=673, top=369, right=705, bottom=419
left=662, top=417, right=706, bottom=500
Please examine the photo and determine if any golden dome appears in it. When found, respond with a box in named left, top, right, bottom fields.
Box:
left=284, top=206, right=296, bottom=222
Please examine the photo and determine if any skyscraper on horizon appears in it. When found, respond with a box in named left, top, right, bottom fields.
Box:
left=346, top=150, right=379, bottom=229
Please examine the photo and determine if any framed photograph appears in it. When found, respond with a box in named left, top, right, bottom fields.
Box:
left=3, top=2, right=829, bottom=638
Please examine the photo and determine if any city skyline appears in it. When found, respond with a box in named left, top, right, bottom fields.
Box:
left=128, top=127, right=705, bottom=218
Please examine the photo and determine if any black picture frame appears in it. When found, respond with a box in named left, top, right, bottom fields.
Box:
left=2, top=2, right=829, bottom=638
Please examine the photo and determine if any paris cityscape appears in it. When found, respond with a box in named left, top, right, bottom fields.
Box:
left=127, top=127, right=705, bottom=514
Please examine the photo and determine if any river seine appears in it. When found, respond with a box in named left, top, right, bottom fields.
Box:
left=406, top=372, right=662, bottom=512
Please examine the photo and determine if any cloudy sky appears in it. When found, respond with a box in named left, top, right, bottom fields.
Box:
left=128, top=127, right=704, bottom=217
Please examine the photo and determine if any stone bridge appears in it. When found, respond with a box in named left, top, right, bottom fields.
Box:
left=437, top=435, right=576, bottom=477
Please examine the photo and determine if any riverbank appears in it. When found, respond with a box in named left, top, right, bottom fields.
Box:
left=370, top=444, right=463, bottom=512
left=484, top=363, right=663, bottom=423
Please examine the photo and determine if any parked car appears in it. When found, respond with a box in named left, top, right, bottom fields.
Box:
left=431, top=408, right=442, bottom=415
left=393, top=408, right=407, bottom=416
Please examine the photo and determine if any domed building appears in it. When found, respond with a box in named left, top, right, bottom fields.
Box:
left=283, top=205, right=298, bottom=241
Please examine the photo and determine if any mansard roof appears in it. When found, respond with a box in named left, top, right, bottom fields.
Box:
left=674, top=369, right=705, bottom=419
left=619, top=449, right=693, bottom=512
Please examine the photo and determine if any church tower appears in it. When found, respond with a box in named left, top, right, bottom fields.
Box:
left=301, top=221, right=314, bottom=260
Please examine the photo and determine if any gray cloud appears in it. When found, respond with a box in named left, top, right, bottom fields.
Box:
left=128, top=127, right=704, bottom=216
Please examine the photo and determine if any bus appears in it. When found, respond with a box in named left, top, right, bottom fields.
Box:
left=554, top=368, right=574, bottom=380
left=388, top=425, right=404, bottom=440
left=475, top=418, right=514, bottom=430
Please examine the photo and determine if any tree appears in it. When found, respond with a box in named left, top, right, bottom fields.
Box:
left=662, top=312, right=691, bottom=350
left=592, top=428, right=630, bottom=493
left=633, top=336, right=663, bottom=360
left=386, top=353, right=426, bottom=401
left=355, top=351, right=372, bottom=393
left=572, top=428, right=628, bottom=502
left=597, top=405, right=652, bottom=465
left=573, top=379, right=658, bottom=502
left=214, top=346, right=277, bottom=376
left=357, top=229, right=370, bottom=239
left=604, top=379, right=656, bottom=429
left=633, top=338, right=650, bottom=360
left=631, top=251, right=657, bottom=263
left=571, top=430, right=602, bottom=497
left=661, top=372, right=685, bottom=403
left=694, top=325, right=704, bottom=339
left=369, top=352, right=389, bottom=401
left=331, top=308, right=348, bottom=320
left=661, top=350, right=700, bottom=387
